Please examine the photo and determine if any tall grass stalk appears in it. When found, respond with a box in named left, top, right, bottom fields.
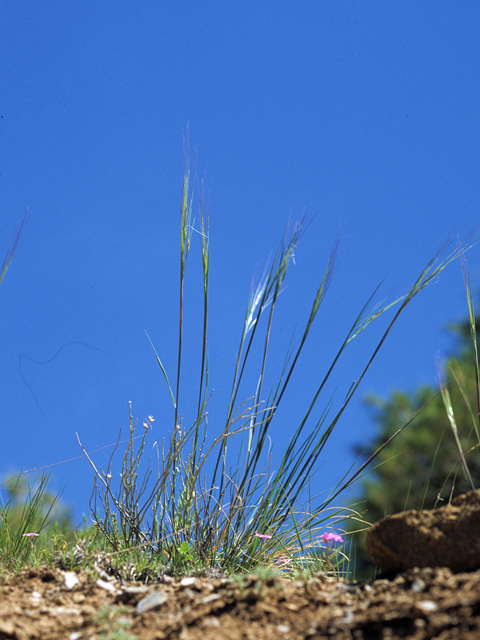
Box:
left=81, top=138, right=477, bottom=576
left=438, top=253, right=480, bottom=495
left=1, top=210, right=27, bottom=286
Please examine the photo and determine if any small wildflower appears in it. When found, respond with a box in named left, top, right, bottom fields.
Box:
left=22, top=532, right=39, bottom=538
left=320, top=532, right=344, bottom=571
left=144, top=415, right=154, bottom=429
left=254, top=533, right=272, bottom=540
left=320, top=532, right=344, bottom=544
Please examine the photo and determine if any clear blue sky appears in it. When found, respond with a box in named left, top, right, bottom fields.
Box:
left=2, top=2, right=479, bottom=527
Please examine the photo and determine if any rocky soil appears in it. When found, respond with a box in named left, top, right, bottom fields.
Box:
left=1, top=564, right=480, bottom=640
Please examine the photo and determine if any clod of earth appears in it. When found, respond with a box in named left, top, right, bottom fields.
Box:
left=366, top=488, right=480, bottom=573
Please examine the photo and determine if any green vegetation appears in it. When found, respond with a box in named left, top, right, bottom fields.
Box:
left=1, top=141, right=478, bottom=582
left=94, top=603, right=137, bottom=640
left=0, top=472, right=69, bottom=571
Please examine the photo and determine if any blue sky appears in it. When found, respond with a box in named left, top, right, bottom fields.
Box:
left=1, top=2, right=479, bottom=527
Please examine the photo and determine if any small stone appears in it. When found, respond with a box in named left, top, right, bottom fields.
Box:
left=411, top=578, right=426, bottom=592
left=180, top=577, right=197, bottom=588
left=201, top=594, right=222, bottom=604
left=118, top=584, right=148, bottom=596
left=62, top=572, right=80, bottom=590
left=96, top=579, right=117, bottom=593
left=136, top=590, right=168, bottom=613
left=202, top=618, right=220, bottom=628
left=366, top=488, right=480, bottom=572
left=416, top=600, right=438, bottom=614
left=277, top=625, right=290, bottom=633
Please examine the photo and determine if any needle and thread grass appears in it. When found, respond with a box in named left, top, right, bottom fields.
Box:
left=76, top=135, right=478, bottom=578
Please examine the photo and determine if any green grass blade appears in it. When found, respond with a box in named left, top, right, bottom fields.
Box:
left=145, top=331, right=176, bottom=409
left=1, top=210, right=27, bottom=286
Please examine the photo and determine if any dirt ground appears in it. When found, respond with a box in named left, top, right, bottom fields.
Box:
left=1, top=564, right=480, bottom=640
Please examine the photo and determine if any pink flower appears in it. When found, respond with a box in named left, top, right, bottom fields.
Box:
left=320, top=532, right=344, bottom=544
left=254, top=533, right=272, bottom=540
left=22, top=532, right=39, bottom=538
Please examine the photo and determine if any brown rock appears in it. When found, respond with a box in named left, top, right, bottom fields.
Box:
left=365, top=488, right=480, bottom=573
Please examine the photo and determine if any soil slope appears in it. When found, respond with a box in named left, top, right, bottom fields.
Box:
left=1, top=565, right=479, bottom=639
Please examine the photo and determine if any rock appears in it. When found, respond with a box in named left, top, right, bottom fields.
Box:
left=365, top=488, right=480, bottom=573
left=136, top=590, right=168, bottom=613
left=61, top=572, right=80, bottom=591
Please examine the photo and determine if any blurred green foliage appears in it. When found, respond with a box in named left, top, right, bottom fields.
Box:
left=347, top=316, right=480, bottom=580
left=0, top=471, right=73, bottom=535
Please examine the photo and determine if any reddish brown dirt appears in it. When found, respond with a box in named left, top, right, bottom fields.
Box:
left=1, top=565, right=480, bottom=640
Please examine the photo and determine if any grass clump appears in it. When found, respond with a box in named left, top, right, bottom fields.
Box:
left=0, top=474, right=63, bottom=571
left=76, top=132, right=476, bottom=580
